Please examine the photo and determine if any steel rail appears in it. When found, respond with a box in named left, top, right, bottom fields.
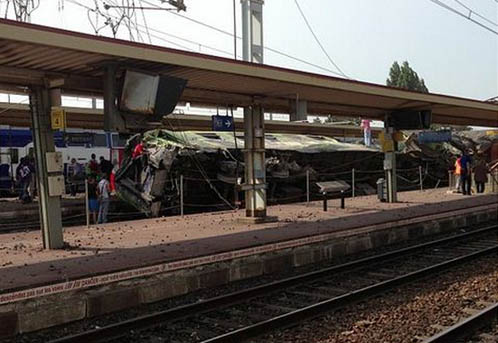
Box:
left=203, top=245, right=498, bottom=342
left=48, top=224, right=498, bottom=343
left=422, top=302, right=498, bottom=343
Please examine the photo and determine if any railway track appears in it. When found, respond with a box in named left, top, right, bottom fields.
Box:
left=49, top=224, right=498, bottom=343
left=423, top=302, right=498, bottom=343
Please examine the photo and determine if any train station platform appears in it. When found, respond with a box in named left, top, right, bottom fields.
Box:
left=0, top=189, right=497, bottom=337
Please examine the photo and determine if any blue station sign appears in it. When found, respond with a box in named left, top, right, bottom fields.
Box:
left=212, top=115, right=234, bottom=132
left=418, top=130, right=452, bottom=144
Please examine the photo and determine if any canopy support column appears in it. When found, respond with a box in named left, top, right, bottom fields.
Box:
left=243, top=104, right=267, bottom=218
left=30, top=86, right=64, bottom=249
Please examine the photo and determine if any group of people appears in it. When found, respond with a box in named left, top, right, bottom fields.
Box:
left=454, top=150, right=489, bottom=195
left=66, top=154, right=116, bottom=224
left=84, top=153, right=116, bottom=225
left=15, top=153, right=115, bottom=223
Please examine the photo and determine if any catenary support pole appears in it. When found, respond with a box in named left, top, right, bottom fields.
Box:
left=29, top=86, right=64, bottom=249
left=241, top=0, right=264, bottom=63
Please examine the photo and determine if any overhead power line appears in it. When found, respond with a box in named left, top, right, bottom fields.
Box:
left=66, top=0, right=350, bottom=77
left=428, top=0, right=498, bottom=35
left=66, top=0, right=236, bottom=55
left=139, top=0, right=348, bottom=77
left=293, top=0, right=351, bottom=79
left=452, top=0, right=498, bottom=27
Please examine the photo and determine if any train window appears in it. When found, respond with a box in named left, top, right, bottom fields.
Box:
left=10, top=149, right=18, bottom=164
left=307, top=135, right=326, bottom=141
left=93, top=134, right=107, bottom=147
left=111, top=134, right=127, bottom=147
left=265, top=135, right=278, bottom=141
left=199, top=133, right=221, bottom=140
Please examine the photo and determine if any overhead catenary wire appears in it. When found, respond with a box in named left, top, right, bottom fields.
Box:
left=427, top=0, right=498, bottom=35
left=293, top=0, right=351, bottom=79
left=66, top=0, right=239, bottom=55
left=139, top=0, right=348, bottom=77
left=68, top=0, right=352, bottom=77
left=452, top=0, right=498, bottom=27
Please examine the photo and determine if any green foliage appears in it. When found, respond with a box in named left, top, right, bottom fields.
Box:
left=386, top=61, right=429, bottom=93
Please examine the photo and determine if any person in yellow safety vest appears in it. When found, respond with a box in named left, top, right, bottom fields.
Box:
left=454, top=155, right=462, bottom=193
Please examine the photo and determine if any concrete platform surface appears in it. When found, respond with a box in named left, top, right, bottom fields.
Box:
left=0, top=189, right=496, bottom=295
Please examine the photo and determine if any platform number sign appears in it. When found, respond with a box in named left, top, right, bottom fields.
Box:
left=212, top=115, right=234, bottom=132
left=418, top=130, right=451, bottom=144
left=51, top=107, right=66, bottom=130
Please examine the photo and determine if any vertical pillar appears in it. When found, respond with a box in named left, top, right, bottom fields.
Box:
left=103, top=64, right=126, bottom=132
left=241, top=0, right=264, bottom=63
left=29, top=86, right=64, bottom=249
left=383, top=123, right=397, bottom=203
left=241, top=0, right=267, bottom=219
left=244, top=104, right=266, bottom=218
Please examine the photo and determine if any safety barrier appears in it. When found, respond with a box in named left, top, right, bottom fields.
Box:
left=6, top=163, right=491, bottom=233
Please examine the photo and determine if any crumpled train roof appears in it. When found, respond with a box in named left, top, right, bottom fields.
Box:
left=141, top=129, right=379, bottom=154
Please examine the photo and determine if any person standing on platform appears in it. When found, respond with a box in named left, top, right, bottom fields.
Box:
left=68, top=158, right=81, bottom=196
left=474, top=160, right=488, bottom=194
left=454, top=155, right=462, bottom=193
left=87, top=175, right=99, bottom=224
left=27, top=157, right=36, bottom=198
left=360, top=119, right=372, bottom=147
left=18, top=159, right=32, bottom=203
left=110, top=160, right=118, bottom=194
left=16, top=157, right=25, bottom=200
left=97, top=173, right=111, bottom=224
left=99, top=156, right=113, bottom=178
left=87, top=153, right=99, bottom=178
left=459, top=150, right=472, bottom=195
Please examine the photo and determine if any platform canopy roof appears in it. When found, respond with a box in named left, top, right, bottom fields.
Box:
left=0, top=19, right=497, bottom=127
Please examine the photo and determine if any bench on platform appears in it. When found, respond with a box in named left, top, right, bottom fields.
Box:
left=316, top=180, right=350, bottom=211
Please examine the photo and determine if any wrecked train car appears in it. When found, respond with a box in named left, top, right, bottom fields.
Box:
left=114, top=129, right=495, bottom=217
left=404, top=130, right=498, bottom=172
left=115, top=129, right=385, bottom=216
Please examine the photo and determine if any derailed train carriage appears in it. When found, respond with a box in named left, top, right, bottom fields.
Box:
left=114, top=129, right=434, bottom=217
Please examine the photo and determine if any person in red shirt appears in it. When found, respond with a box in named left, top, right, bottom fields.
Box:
left=361, top=119, right=372, bottom=147
left=109, top=160, right=118, bottom=194
left=454, top=155, right=462, bottom=193
left=132, top=141, right=145, bottom=187
left=132, top=142, right=144, bottom=159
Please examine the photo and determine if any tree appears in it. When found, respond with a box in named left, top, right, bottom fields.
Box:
left=386, top=61, right=429, bottom=93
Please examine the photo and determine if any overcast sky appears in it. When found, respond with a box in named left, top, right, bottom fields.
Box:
left=2, top=0, right=497, bottom=101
